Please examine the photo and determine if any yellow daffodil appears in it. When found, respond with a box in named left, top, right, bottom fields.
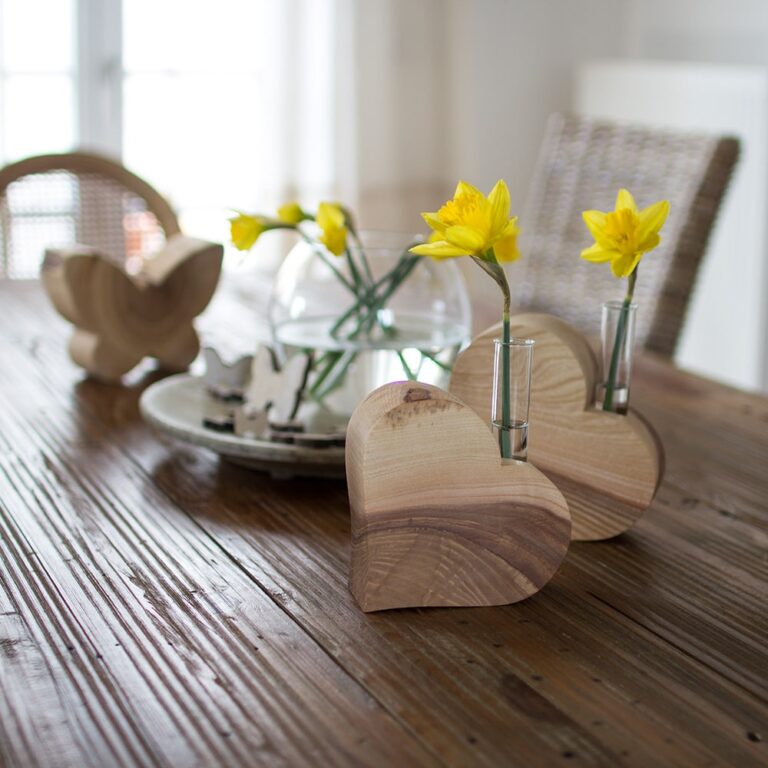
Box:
left=581, top=189, right=670, bottom=278
left=229, top=212, right=290, bottom=251
left=493, top=217, right=521, bottom=264
left=410, top=180, right=520, bottom=263
left=317, top=202, right=347, bottom=256
left=411, top=178, right=523, bottom=459
left=230, top=213, right=268, bottom=251
left=277, top=202, right=306, bottom=225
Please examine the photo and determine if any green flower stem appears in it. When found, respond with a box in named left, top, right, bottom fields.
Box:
left=397, top=351, right=417, bottom=380
left=307, top=244, right=420, bottom=405
left=349, top=254, right=420, bottom=340
left=328, top=252, right=411, bottom=338
left=308, top=350, right=344, bottom=396
left=297, top=231, right=358, bottom=296
left=340, top=215, right=372, bottom=294
left=350, top=229, right=375, bottom=286
left=603, top=268, right=637, bottom=412
left=313, top=350, right=358, bottom=399
left=472, top=252, right=512, bottom=459
left=344, top=246, right=365, bottom=294
left=418, top=350, right=453, bottom=372
left=289, top=350, right=314, bottom=420
left=501, top=311, right=511, bottom=459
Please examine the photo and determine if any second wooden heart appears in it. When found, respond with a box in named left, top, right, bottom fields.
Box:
left=450, top=313, right=663, bottom=541
left=346, top=382, right=571, bottom=612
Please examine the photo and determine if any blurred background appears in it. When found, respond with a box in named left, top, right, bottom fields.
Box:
left=1, top=0, right=766, bottom=392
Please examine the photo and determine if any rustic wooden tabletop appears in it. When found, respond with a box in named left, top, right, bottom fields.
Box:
left=0, top=280, right=766, bottom=768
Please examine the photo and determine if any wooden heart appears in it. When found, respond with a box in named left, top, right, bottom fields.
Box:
left=346, top=382, right=570, bottom=612
left=449, top=313, right=663, bottom=541
left=42, top=234, right=223, bottom=382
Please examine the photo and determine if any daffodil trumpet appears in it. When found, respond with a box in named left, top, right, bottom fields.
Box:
left=581, top=189, right=670, bottom=412
left=410, top=180, right=521, bottom=459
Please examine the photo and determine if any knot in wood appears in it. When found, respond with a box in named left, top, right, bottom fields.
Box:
left=403, top=387, right=431, bottom=403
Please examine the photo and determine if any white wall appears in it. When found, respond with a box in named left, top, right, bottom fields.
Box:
left=446, top=0, right=627, bottom=209
left=622, top=0, right=768, bottom=389
left=625, top=0, right=768, bottom=65
left=336, top=0, right=451, bottom=232
left=443, top=0, right=627, bottom=328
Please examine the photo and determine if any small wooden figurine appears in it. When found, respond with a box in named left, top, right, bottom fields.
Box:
left=201, top=348, right=253, bottom=432
left=233, top=349, right=310, bottom=439
left=450, top=314, right=663, bottom=541
left=202, top=348, right=253, bottom=400
left=346, top=382, right=571, bottom=612
left=42, top=234, right=223, bottom=382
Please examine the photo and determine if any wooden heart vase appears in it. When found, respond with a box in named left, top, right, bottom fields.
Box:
left=450, top=313, right=663, bottom=541
left=42, top=234, right=223, bottom=382
left=346, top=382, right=571, bottom=612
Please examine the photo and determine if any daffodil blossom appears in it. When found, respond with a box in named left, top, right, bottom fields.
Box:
left=410, top=180, right=520, bottom=263
left=316, top=202, right=348, bottom=257
left=581, top=189, right=669, bottom=278
left=412, top=179, right=524, bottom=459
left=229, top=213, right=287, bottom=251
left=277, top=202, right=307, bottom=225
left=581, top=188, right=670, bottom=412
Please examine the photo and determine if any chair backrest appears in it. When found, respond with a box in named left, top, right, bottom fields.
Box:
left=515, top=114, right=739, bottom=356
left=0, top=151, right=180, bottom=278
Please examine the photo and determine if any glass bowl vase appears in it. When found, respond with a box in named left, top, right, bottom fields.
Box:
left=269, top=230, right=472, bottom=431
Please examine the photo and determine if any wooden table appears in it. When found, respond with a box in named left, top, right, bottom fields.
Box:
left=1, top=280, right=766, bottom=768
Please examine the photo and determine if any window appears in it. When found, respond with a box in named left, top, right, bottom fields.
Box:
left=2, top=0, right=337, bottom=260
left=0, top=0, right=76, bottom=164
left=0, top=0, right=77, bottom=275
left=122, top=1, right=286, bottom=244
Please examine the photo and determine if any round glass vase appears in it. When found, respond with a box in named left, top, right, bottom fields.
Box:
left=597, top=300, right=638, bottom=414
left=269, top=231, right=472, bottom=430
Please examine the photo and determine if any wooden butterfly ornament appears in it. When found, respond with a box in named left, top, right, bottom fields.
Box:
left=42, top=234, right=223, bottom=382
left=450, top=313, right=663, bottom=541
left=346, top=382, right=571, bottom=612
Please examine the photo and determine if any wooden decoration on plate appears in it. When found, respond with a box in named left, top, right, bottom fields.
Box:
left=200, top=348, right=253, bottom=433
left=234, top=348, right=310, bottom=439
left=202, top=348, right=253, bottom=399
left=42, top=234, right=223, bottom=382
left=450, top=313, right=663, bottom=541
left=242, top=348, right=310, bottom=423
left=346, top=382, right=570, bottom=612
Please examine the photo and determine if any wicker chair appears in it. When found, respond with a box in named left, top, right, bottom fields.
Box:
left=515, top=114, right=740, bottom=356
left=0, top=151, right=180, bottom=278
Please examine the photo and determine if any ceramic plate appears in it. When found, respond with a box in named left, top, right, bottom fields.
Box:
left=140, top=374, right=346, bottom=479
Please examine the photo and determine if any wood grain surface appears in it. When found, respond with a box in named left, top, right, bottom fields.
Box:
left=346, top=383, right=570, bottom=611
left=1, top=280, right=766, bottom=768
left=450, top=315, right=662, bottom=541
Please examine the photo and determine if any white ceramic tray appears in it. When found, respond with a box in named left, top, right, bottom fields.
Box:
left=140, top=374, right=346, bottom=479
